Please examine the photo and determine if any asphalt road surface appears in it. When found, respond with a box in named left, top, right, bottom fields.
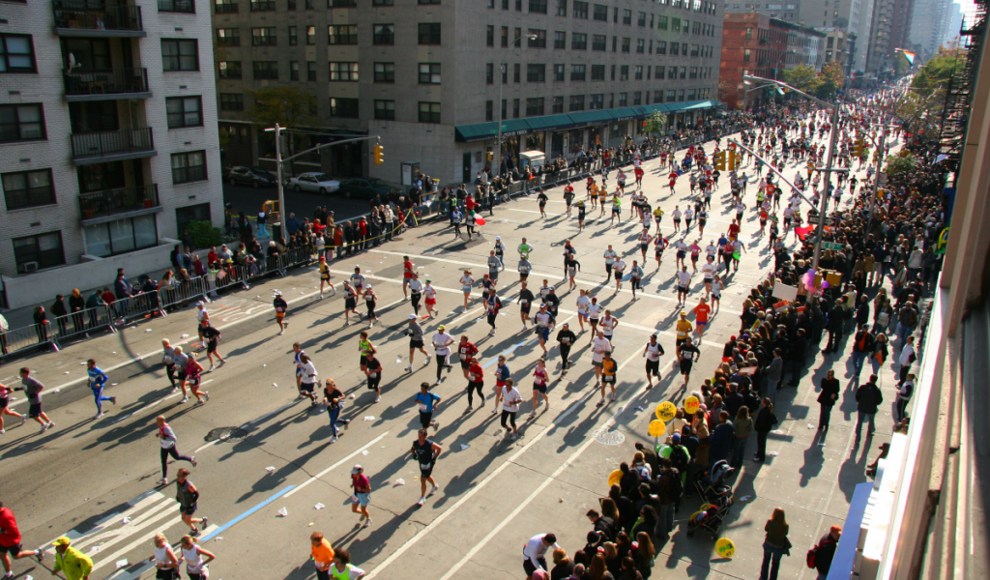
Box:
left=1, top=124, right=904, bottom=580
left=223, top=182, right=374, bottom=223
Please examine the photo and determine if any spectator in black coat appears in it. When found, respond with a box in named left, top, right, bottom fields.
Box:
left=855, top=374, right=883, bottom=441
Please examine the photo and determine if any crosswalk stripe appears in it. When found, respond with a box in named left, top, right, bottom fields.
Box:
left=90, top=513, right=185, bottom=572
left=72, top=495, right=177, bottom=552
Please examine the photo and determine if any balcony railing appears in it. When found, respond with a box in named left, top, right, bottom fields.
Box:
left=70, top=127, right=154, bottom=162
left=79, top=184, right=159, bottom=220
left=52, top=1, right=144, bottom=33
left=64, top=68, right=149, bottom=98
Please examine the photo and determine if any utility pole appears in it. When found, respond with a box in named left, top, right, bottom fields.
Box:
left=811, top=103, right=841, bottom=271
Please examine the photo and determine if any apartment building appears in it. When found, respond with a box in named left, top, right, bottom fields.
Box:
left=212, top=0, right=724, bottom=185
left=0, top=0, right=223, bottom=309
left=720, top=12, right=789, bottom=109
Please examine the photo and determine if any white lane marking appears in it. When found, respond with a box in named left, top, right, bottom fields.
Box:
left=283, top=431, right=391, bottom=498
left=368, top=249, right=752, bottom=313
left=366, top=349, right=644, bottom=579
left=89, top=514, right=185, bottom=572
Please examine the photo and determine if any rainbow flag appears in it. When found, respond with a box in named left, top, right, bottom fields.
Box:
left=901, top=50, right=916, bottom=65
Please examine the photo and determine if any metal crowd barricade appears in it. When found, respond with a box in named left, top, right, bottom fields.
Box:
left=114, top=290, right=166, bottom=324
left=51, top=306, right=116, bottom=345
left=0, top=321, right=57, bottom=359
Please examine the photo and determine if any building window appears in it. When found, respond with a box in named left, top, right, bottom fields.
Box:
left=251, top=27, right=277, bottom=46
left=621, top=37, right=630, bottom=52
left=619, top=65, right=628, bottom=80
left=512, top=98, right=520, bottom=118
left=486, top=63, right=494, bottom=84
left=556, top=0, right=567, bottom=16
left=373, top=0, right=393, bottom=4
left=552, top=96, right=563, bottom=113
left=290, top=61, right=300, bottom=80
left=171, top=151, right=206, bottom=184
left=638, top=11, right=646, bottom=26
left=420, top=0, right=441, bottom=4
left=691, top=44, right=699, bottom=57
left=166, top=96, right=203, bottom=128
left=330, top=98, right=359, bottom=118
left=288, top=26, right=298, bottom=45
left=671, top=42, right=679, bottom=56
left=162, top=39, right=198, bottom=71
left=501, top=27, right=509, bottom=47
left=2, top=169, right=54, bottom=210
left=418, top=102, right=441, bottom=123
left=216, top=28, right=240, bottom=47
left=570, top=64, right=585, bottom=81
left=13, top=232, right=65, bottom=272
left=329, top=62, right=359, bottom=81
left=0, top=104, right=45, bottom=143
left=655, top=65, right=664, bottom=79
left=288, top=0, right=296, bottom=9
left=485, top=100, right=494, bottom=121
left=253, top=61, right=278, bottom=79
left=0, top=34, right=36, bottom=73
left=593, top=3, right=607, bottom=20
left=572, top=32, right=587, bottom=50
left=527, top=63, right=545, bottom=82
left=678, top=89, right=685, bottom=101
left=528, top=29, right=547, bottom=47
left=666, top=89, right=676, bottom=102
left=84, top=215, right=157, bottom=258
left=634, top=65, right=643, bottom=79
left=328, top=25, right=358, bottom=45
left=672, top=18, right=680, bottom=32
left=657, top=41, right=666, bottom=54
left=218, top=61, right=241, bottom=79
left=513, top=63, right=521, bottom=82
left=744, top=49, right=751, bottom=62
left=419, top=23, right=441, bottom=45
left=215, top=0, right=238, bottom=13
left=687, top=88, right=696, bottom=100
left=554, top=31, right=566, bottom=49
left=160, top=0, right=196, bottom=12
left=328, top=0, right=357, bottom=6
left=487, top=26, right=495, bottom=46
left=526, top=97, right=544, bottom=116
left=591, top=64, right=604, bottom=80
left=633, top=91, right=641, bottom=105
left=529, top=0, right=547, bottom=13
left=636, top=38, right=645, bottom=53
left=679, top=66, right=686, bottom=79
left=589, top=93, right=603, bottom=109
left=375, top=62, right=395, bottom=83
left=248, top=0, right=274, bottom=9
left=553, top=64, right=565, bottom=81
left=658, top=15, right=668, bottom=30
left=569, top=95, right=584, bottom=111
left=220, top=94, right=244, bottom=112
left=419, top=62, right=441, bottom=84
left=592, top=34, right=606, bottom=51
left=373, top=24, right=395, bottom=45
left=573, top=0, right=587, bottom=18
left=689, top=66, right=697, bottom=79
left=654, top=90, right=663, bottom=103
left=307, top=61, right=316, bottom=81
left=618, top=92, right=627, bottom=106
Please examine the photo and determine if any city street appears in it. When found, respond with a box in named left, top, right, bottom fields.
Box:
left=223, top=182, right=374, bottom=223
left=1, top=128, right=903, bottom=580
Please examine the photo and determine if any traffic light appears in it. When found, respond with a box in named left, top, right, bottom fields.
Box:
left=852, top=139, right=865, bottom=157
left=373, top=144, right=384, bottom=165
left=727, top=150, right=738, bottom=171
left=714, top=151, right=726, bottom=171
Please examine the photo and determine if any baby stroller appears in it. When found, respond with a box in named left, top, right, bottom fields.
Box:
left=686, top=494, right=733, bottom=539
left=693, top=460, right=735, bottom=504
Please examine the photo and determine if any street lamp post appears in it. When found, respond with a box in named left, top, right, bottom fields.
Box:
left=493, top=33, right=538, bottom=178
left=743, top=74, right=843, bottom=271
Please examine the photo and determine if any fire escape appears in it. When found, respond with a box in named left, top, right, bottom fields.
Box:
left=939, top=0, right=988, bottom=165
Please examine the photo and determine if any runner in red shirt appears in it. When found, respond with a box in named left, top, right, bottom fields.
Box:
left=0, top=503, right=43, bottom=574
left=456, top=336, right=479, bottom=380
left=728, top=220, right=741, bottom=241
left=634, top=166, right=644, bottom=189
left=402, top=256, right=415, bottom=300
left=693, top=297, right=712, bottom=338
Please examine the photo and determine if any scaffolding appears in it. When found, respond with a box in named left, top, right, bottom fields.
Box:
left=938, top=0, right=988, bottom=164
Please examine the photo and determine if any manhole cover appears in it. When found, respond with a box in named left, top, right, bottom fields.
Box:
left=204, top=427, right=249, bottom=442
left=594, top=427, right=625, bottom=446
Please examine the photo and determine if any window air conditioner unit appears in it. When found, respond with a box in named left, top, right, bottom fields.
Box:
left=19, top=261, right=39, bottom=273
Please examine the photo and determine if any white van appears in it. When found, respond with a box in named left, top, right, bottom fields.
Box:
left=519, top=150, right=546, bottom=172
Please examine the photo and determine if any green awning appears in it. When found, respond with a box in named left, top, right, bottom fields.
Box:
left=666, top=99, right=719, bottom=113
left=525, top=113, right=576, bottom=131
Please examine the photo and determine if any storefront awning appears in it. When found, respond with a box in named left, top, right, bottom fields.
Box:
left=454, top=100, right=720, bottom=142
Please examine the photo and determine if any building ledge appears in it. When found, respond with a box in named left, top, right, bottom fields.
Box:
left=81, top=205, right=162, bottom=227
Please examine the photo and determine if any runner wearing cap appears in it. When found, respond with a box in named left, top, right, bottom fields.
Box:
left=598, top=351, right=618, bottom=405
left=405, top=315, right=430, bottom=371
left=555, top=323, right=577, bottom=375
left=318, top=256, right=335, bottom=299
left=493, top=236, right=506, bottom=269
left=273, top=290, right=288, bottom=335
left=531, top=304, right=556, bottom=354
left=349, top=465, right=372, bottom=527
left=424, top=279, right=439, bottom=318
left=50, top=536, right=91, bottom=580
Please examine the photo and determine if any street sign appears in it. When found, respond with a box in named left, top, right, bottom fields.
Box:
left=821, top=242, right=844, bottom=251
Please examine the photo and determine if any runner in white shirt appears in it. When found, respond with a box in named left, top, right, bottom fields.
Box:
left=523, top=533, right=561, bottom=578
left=350, top=267, right=366, bottom=296
left=672, top=207, right=682, bottom=233
left=702, top=256, right=717, bottom=297
left=600, top=310, right=618, bottom=342
left=676, top=266, right=692, bottom=306
left=588, top=298, right=603, bottom=336
left=431, top=326, right=455, bottom=384
left=642, top=334, right=666, bottom=389
left=590, top=331, right=613, bottom=387
left=575, top=289, right=592, bottom=332
left=611, top=259, right=626, bottom=294
left=603, top=246, right=618, bottom=282
left=424, top=281, right=438, bottom=318
left=673, top=238, right=688, bottom=269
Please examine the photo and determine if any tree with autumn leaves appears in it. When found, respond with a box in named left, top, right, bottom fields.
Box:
left=780, top=61, right=846, bottom=101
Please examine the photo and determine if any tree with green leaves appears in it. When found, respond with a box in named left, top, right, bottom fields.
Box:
left=813, top=61, right=845, bottom=100
left=781, top=65, right=822, bottom=95
left=911, top=47, right=965, bottom=95
left=643, top=111, right=669, bottom=136
left=247, top=85, right=318, bottom=132
left=884, top=151, right=918, bottom=180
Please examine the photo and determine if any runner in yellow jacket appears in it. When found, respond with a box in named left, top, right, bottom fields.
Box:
left=51, top=537, right=93, bottom=580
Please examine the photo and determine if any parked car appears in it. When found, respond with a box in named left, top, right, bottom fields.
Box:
left=336, top=177, right=405, bottom=199
left=288, top=172, right=341, bottom=195
left=227, top=166, right=277, bottom=188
